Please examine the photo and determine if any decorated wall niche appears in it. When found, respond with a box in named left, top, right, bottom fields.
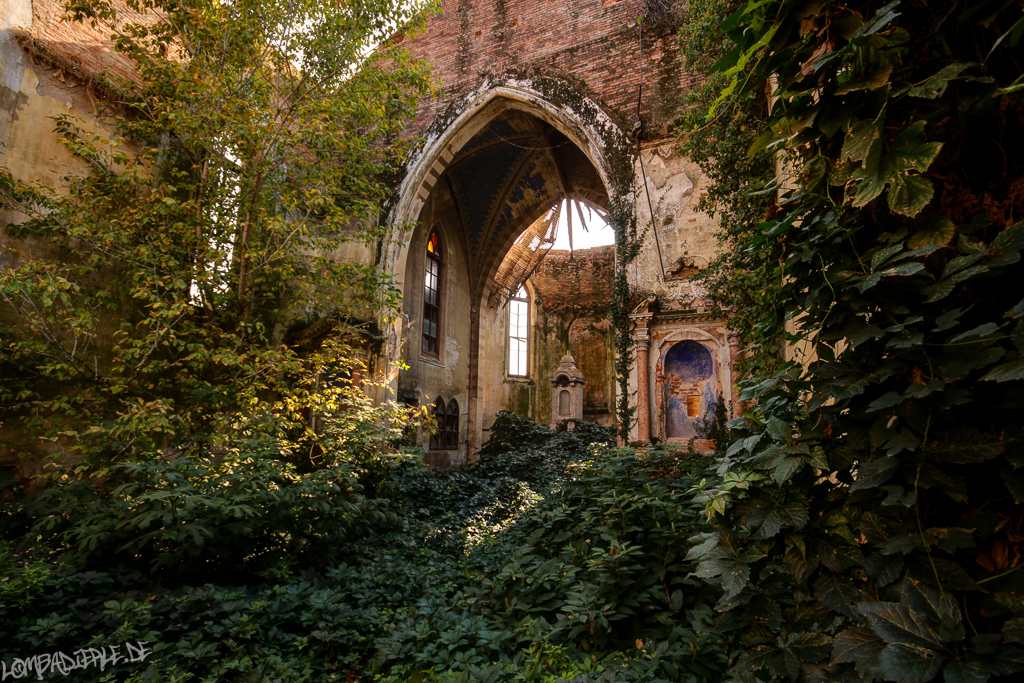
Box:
left=656, top=336, right=722, bottom=441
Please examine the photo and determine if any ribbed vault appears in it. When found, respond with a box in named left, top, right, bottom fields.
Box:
left=438, top=109, right=609, bottom=302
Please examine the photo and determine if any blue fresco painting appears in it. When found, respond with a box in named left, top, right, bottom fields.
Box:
left=704, top=382, right=717, bottom=410
left=664, top=340, right=714, bottom=439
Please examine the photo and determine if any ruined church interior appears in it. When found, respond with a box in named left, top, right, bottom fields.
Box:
left=2, top=0, right=741, bottom=469
left=389, top=100, right=737, bottom=466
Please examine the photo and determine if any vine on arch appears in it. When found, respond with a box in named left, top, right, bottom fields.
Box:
left=608, top=195, right=642, bottom=444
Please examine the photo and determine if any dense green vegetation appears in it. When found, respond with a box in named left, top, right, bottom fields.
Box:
left=5, top=1, right=1024, bottom=682
left=676, top=0, right=1024, bottom=681
left=2, top=414, right=742, bottom=682
left=0, top=0, right=433, bottom=463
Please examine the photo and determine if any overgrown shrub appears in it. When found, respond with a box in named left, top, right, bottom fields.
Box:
left=680, top=1, right=1024, bottom=681
left=1, top=417, right=729, bottom=683
left=14, top=451, right=374, bottom=582
left=482, top=450, right=736, bottom=681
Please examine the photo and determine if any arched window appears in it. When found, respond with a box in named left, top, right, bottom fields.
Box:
left=429, top=398, right=459, bottom=450
left=422, top=230, right=442, bottom=356
left=508, top=285, right=529, bottom=377
left=445, top=399, right=460, bottom=449
left=430, top=398, right=445, bottom=450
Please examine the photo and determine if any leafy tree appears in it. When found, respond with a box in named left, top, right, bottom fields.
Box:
left=682, top=1, right=1024, bottom=681
left=0, top=0, right=434, bottom=463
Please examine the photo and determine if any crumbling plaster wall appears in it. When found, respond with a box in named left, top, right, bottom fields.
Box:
left=1, top=1, right=123, bottom=236
left=1, top=1, right=131, bottom=469
left=623, top=141, right=741, bottom=443
left=629, top=142, right=722, bottom=293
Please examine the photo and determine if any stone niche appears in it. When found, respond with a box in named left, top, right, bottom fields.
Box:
left=651, top=327, right=732, bottom=443
left=549, top=355, right=585, bottom=429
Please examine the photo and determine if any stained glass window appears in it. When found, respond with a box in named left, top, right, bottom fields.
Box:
left=423, top=231, right=441, bottom=355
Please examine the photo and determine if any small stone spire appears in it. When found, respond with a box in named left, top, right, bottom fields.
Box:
left=550, top=354, right=586, bottom=429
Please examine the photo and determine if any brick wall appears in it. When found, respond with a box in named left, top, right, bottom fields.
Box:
left=530, top=244, right=614, bottom=313
left=18, top=0, right=145, bottom=86
left=528, top=245, right=616, bottom=424
left=401, top=0, right=695, bottom=137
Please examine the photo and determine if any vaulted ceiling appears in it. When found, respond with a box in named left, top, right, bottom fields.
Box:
left=439, top=110, right=608, bottom=291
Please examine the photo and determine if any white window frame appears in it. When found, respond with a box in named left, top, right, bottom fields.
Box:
left=507, top=285, right=530, bottom=378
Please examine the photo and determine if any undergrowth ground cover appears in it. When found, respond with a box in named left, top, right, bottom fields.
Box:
left=1, top=413, right=734, bottom=683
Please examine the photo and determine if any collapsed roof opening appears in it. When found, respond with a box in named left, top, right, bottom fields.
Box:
left=490, top=196, right=610, bottom=308
left=434, top=108, right=610, bottom=306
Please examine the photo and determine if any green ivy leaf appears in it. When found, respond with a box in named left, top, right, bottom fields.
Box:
left=783, top=547, right=819, bottom=583
left=1004, top=618, right=1024, bottom=644
left=720, top=558, right=751, bottom=599
left=933, top=306, right=972, bottom=332
left=889, top=121, right=945, bottom=173
left=941, top=347, right=1005, bottom=382
left=907, top=62, right=981, bottom=99
left=926, top=427, right=1005, bottom=463
left=841, top=112, right=885, bottom=172
left=684, top=532, right=719, bottom=561
left=871, top=243, right=905, bottom=271
left=863, top=553, right=905, bottom=587
left=833, top=626, right=885, bottom=677
left=879, top=642, right=946, bottom=681
left=836, top=62, right=894, bottom=95
left=773, top=456, right=803, bottom=484
left=980, top=359, right=1024, bottom=382
left=993, top=220, right=1024, bottom=252
left=753, top=507, right=784, bottom=539
left=859, top=601, right=945, bottom=648
left=904, top=580, right=965, bottom=643
left=814, top=573, right=860, bottom=618
left=885, top=427, right=922, bottom=455
left=950, top=322, right=1002, bottom=343
left=867, top=391, right=903, bottom=413
left=944, top=658, right=1004, bottom=683
left=740, top=378, right=779, bottom=400
left=888, top=174, right=935, bottom=216
left=854, top=1, right=902, bottom=39
left=851, top=456, right=900, bottom=490
left=751, top=594, right=783, bottom=629
left=766, top=416, right=794, bottom=444
left=789, top=632, right=834, bottom=663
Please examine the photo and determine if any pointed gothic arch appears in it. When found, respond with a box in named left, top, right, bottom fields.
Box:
left=387, top=82, right=631, bottom=460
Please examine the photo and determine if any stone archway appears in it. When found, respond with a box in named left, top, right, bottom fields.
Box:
left=386, top=82, right=631, bottom=460
left=385, top=81, right=628, bottom=300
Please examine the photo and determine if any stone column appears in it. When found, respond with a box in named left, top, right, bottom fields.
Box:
left=635, top=325, right=651, bottom=442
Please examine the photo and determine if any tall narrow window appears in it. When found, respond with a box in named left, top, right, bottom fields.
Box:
left=423, top=230, right=442, bottom=355
left=430, top=398, right=445, bottom=449
left=508, top=285, right=529, bottom=377
left=445, top=399, right=460, bottom=449
left=429, top=398, right=458, bottom=450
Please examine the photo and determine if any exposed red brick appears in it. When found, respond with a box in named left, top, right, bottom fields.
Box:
left=18, top=0, right=145, bottom=87
left=401, top=0, right=693, bottom=137
left=530, top=245, right=614, bottom=313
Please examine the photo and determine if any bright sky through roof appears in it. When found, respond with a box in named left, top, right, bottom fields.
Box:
left=550, top=198, right=614, bottom=250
